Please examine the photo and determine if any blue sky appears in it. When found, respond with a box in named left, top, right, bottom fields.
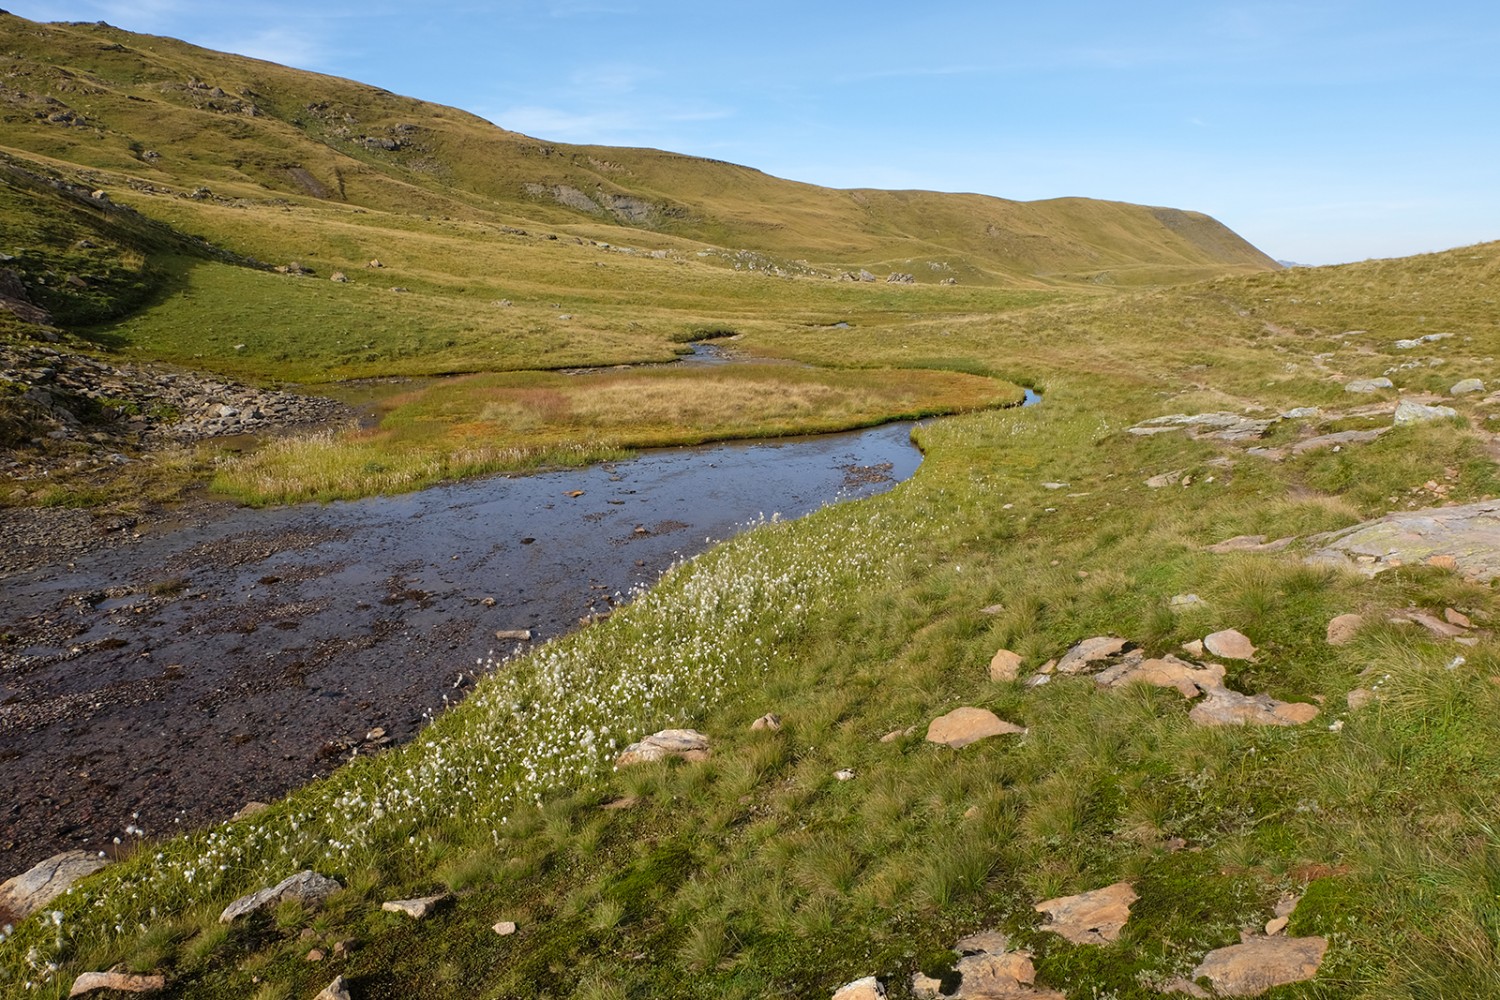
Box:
left=10, top=1, right=1499, bottom=264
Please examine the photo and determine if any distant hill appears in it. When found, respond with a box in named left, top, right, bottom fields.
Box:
left=0, top=13, right=1276, bottom=288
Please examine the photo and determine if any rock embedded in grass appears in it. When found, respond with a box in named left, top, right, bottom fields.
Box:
left=1393, top=399, right=1458, bottom=425
left=493, top=920, right=518, bottom=936
left=219, top=870, right=342, bottom=923
left=67, top=971, right=166, bottom=996
left=1203, top=628, right=1256, bottom=660
left=381, top=893, right=449, bottom=919
left=1304, top=499, right=1500, bottom=581
left=1095, top=655, right=1225, bottom=699
left=988, top=648, right=1023, bottom=681
left=1183, top=935, right=1328, bottom=997
left=0, top=850, right=109, bottom=923
left=615, top=728, right=711, bottom=766
left=1326, top=613, right=1364, bottom=645
left=315, top=976, right=353, bottom=1000
left=1450, top=378, right=1485, bottom=395
left=750, top=712, right=782, bottom=731
left=1188, top=689, right=1319, bottom=727
left=1055, top=636, right=1130, bottom=674
left=1344, top=377, right=1393, bottom=393
left=831, top=976, right=885, bottom=999
left=925, top=707, right=1024, bottom=748
left=1034, top=881, right=1138, bottom=945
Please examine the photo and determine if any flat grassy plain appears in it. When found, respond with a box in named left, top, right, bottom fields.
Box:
left=5, top=237, right=1499, bottom=999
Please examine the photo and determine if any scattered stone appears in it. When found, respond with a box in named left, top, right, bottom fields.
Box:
left=1445, top=607, right=1473, bottom=627
left=219, top=870, right=342, bottom=923
left=1056, top=636, right=1130, bottom=674
left=1326, top=613, right=1364, bottom=645
left=1343, top=377, right=1393, bottom=393
left=834, top=769, right=856, bottom=781
left=1169, top=593, right=1208, bottom=612
left=1265, top=893, right=1299, bottom=936
left=1095, top=655, right=1225, bottom=699
left=367, top=259, right=384, bottom=268
left=601, top=795, right=639, bottom=811
left=0, top=850, right=109, bottom=922
left=314, top=976, right=353, bottom=1000
left=1393, top=399, right=1458, bottom=425
left=1189, top=689, right=1319, bottom=727
left=232, top=801, right=270, bottom=821
left=1041, top=481, right=1069, bottom=490
left=989, top=649, right=1024, bottom=682
left=750, top=712, right=783, bottom=732
left=1394, top=610, right=1469, bottom=639
left=381, top=893, right=448, bottom=919
left=1204, top=629, right=1256, bottom=660
left=493, top=920, right=518, bottom=936
left=831, top=976, right=885, bottom=999
left=1451, top=378, right=1486, bottom=395
left=886, top=272, right=915, bottom=284
left=332, top=939, right=356, bottom=957
left=979, top=603, right=1005, bottom=615
left=615, top=729, right=711, bottom=766
left=68, top=971, right=166, bottom=996
left=1188, top=936, right=1328, bottom=996
left=1181, top=639, right=1205, bottom=657
left=306, top=948, right=326, bottom=961
left=879, top=727, right=912, bottom=743
left=1346, top=688, right=1376, bottom=710
left=1146, top=470, right=1185, bottom=489
left=1305, top=499, right=1500, bottom=582
left=1034, top=881, right=1137, bottom=945
left=494, top=629, right=532, bottom=641
left=330, top=271, right=349, bottom=283
left=1281, top=406, right=1323, bottom=419
left=926, top=707, right=1025, bottom=748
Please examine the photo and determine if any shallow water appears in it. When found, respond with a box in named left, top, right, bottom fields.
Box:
left=0, top=421, right=922, bottom=871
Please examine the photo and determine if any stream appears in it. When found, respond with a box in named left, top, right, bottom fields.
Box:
left=0, top=420, right=924, bottom=873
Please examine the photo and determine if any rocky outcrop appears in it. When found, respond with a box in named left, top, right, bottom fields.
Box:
left=1128, top=412, right=1276, bottom=442
left=1095, top=655, right=1225, bottom=699
left=1393, top=399, right=1458, bottom=425
left=1305, top=499, right=1500, bottom=582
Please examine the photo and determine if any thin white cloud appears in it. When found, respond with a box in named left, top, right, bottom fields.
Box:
left=209, top=26, right=330, bottom=71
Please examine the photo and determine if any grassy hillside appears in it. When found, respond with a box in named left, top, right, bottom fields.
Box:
left=0, top=13, right=1274, bottom=288
left=2, top=240, right=1496, bottom=998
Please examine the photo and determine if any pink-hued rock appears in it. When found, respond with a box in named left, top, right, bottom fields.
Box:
left=1190, top=936, right=1328, bottom=996
left=926, top=707, right=1025, bottom=749
left=1189, top=689, right=1319, bottom=727
left=989, top=649, right=1024, bottom=682
left=1095, top=656, right=1225, bottom=699
left=1326, top=613, right=1364, bottom=645
left=1204, top=629, right=1256, bottom=660
left=1034, top=881, right=1137, bottom=945
left=831, top=976, right=886, bottom=999
left=68, top=972, right=165, bottom=996
left=1056, top=636, right=1130, bottom=674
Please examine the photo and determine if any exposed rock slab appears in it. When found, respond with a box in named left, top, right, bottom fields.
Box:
left=1056, top=636, right=1131, bottom=674
left=1095, top=656, right=1225, bottom=699
left=614, top=728, right=711, bottom=766
left=1206, top=535, right=1295, bottom=554
left=0, top=850, right=108, bottom=923
left=1394, top=399, right=1458, bottom=425
left=1304, top=499, right=1500, bottom=582
left=219, top=870, right=342, bottom=923
left=1189, top=689, right=1319, bottom=727
left=1034, top=881, right=1137, bottom=945
left=1344, top=377, right=1393, bottom=393
left=68, top=971, right=165, bottom=996
left=913, top=929, right=1065, bottom=999
left=1289, top=427, right=1390, bottom=454
left=1128, top=413, right=1276, bottom=442
left=1190, top=935, right=1328, bottom=996
left=927, top=707, right=1025, bottom=748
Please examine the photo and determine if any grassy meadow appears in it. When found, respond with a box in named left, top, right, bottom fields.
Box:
left=4, top=237, right=1500, bottom=999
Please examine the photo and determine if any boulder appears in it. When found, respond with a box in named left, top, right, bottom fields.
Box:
left=1204, top=629, right=1256, bottom=660
left=831, top=976, right=885, bottom=999
left=381, top=893, right=448, bottom=919
left=1034, top=881, right=1137, bottom=945
left=750, top=712, right=783, bottom=731
left=1393, top=400, right=1458, bottom=425
left=1055, top=636, right=1130, bottom=674
left=219, top=870, right=342, bottom=923
left=1304, top=499, right=1500, bottom=582
left=1189, top=689, right=1319, bottom=727
left=1450, top=378, right=1485, bottom=395
left=493, top=920, right=518, bottom=935
left=68, top=972, right=166, bottom=996
left=1325, top=613, right=1364, bottom=645
left=1343, top=377, right=1393, bottom=393
left=989, top=649, right=1024, bottom=682
left=615, top=728, right=710, bottom=766
left=926, top=707, right=1025, bottom=748
left=1190, top=936, right=1328, bottom=996
left=0, top=850, right=109, bottom=923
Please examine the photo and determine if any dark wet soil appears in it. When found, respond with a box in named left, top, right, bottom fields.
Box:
left=0, top=422, right=920, bottom=875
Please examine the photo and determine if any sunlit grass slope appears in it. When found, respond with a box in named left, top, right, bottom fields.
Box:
left=0, top=13, right=1275, bottom=287
left=4, top=241, right=1498, bottom=999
